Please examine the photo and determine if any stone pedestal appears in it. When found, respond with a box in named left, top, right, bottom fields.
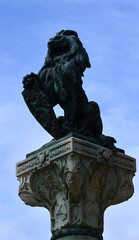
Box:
left=16, top=137, right=136, bottom=240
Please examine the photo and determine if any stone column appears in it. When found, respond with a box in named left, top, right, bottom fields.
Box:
left=16, top=137, right=136, bottom=240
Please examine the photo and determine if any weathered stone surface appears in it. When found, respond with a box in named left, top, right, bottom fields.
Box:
left=16, top=137, right=136, bottom=240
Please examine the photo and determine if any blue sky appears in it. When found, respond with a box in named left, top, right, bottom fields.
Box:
left=0, top=0, right=139, bottom=239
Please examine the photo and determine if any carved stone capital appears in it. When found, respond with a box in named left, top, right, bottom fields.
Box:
left=16, top=137, right=136, bottom=240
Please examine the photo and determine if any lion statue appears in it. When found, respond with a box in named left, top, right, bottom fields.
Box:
left=22, top=30, right=121, bottom=151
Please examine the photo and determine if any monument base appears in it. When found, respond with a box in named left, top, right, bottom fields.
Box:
left=16, top=136, right=136, bottom=240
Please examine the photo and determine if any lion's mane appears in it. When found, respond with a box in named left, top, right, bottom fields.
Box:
left=38, top=30, right=91, bottom=105
left=42, top=30, right=90, bottom=73
left=37, top=30, right=99, bottom=135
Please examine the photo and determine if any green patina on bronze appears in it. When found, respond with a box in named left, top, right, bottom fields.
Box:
left=22, top=30, right=122, bottom=152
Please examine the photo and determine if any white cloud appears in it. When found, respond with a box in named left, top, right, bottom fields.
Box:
left=0, top=55, right=17, bottom=67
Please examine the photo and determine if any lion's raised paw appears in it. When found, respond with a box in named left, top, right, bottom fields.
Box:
left=22, top=72, right=38, bottom=89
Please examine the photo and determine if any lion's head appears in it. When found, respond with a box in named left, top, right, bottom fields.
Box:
left=41, top=30, right=91, bottom=77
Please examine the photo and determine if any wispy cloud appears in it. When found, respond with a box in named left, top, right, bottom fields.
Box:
left=0, top=56, right=17, bottom=67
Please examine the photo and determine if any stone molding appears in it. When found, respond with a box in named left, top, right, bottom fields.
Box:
left=16, top=137, right=136, bottom=239
left=16, top=137, right=136, bottom=177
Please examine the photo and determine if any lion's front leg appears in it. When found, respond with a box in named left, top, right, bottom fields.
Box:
left=61, top=95, right=77, bottom=133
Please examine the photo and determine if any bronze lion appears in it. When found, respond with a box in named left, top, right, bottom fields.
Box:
left=22, top=30, right=122, bottom=151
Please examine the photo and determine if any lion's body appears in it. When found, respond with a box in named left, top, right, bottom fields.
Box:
left=36, top=30, right=102, bottom=136
left=22, top=30, right=103, bottom=138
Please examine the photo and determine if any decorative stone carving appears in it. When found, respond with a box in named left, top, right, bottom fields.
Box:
left=16, top=137, right=136, bottom=240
